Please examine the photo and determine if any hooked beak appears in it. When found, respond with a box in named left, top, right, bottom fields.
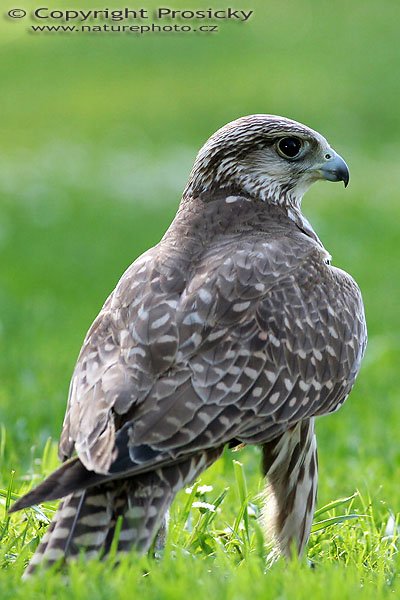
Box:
left=318, top=150, right=350, bottom=187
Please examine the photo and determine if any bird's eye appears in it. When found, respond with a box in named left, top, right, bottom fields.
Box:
left=276, top=137, right=303, bottom=159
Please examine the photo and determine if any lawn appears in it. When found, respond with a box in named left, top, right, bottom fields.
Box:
left=1, top=0, right=400, bottom=597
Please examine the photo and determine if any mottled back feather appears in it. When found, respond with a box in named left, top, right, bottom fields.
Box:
left=11, top=115, right=367, bottom=573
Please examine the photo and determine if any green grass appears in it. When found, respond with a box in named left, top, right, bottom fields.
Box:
left=1, top=0, right=400, bottom=596
left=1, top=443, right=399, bottom=599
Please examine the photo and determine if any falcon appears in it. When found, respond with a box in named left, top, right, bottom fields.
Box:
left=11, top=115, right=367, bottom=575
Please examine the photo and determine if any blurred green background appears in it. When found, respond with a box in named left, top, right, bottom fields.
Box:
left=0, top=0, right=399, bottom=513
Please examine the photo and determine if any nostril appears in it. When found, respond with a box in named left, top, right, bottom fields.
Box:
left=325, top=153, right=332, bottom=160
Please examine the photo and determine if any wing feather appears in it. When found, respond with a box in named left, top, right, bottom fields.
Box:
left=60, top=225, right=366, bottom=476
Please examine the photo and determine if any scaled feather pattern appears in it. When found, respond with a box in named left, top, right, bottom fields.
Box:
left=11, top=115, right=367, bottom=575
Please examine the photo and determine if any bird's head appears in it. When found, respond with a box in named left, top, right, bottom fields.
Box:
left=185, top=114, right=349, bottom=209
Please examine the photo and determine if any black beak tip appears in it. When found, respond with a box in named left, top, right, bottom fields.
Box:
left=321, top=155, right=350, bottom=188
left=341, top=168, right=350, bottom=187
left=339, top=166, right=350, bottom=188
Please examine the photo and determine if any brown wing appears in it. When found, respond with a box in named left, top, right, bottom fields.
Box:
left=59, top=244, right=188, bottom=471
left=59, top=231, right=366, bottom=476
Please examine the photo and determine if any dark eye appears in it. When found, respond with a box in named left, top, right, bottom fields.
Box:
left=277, top=137, right=302, bottom=159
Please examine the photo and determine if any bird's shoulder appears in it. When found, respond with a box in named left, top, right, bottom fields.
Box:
left=59, top=200, right=364, bottom=471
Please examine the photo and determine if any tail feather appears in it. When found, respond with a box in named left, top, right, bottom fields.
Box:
left=21, top=448, right=222, bottom=576
left=114, top=470, right=175, bottom=555
left=23, top=488, right=116, bottom=578
left=10, top=448, right=220, bottom=514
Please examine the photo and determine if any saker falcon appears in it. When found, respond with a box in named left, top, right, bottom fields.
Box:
left=11, top=115, right=367, bottom=574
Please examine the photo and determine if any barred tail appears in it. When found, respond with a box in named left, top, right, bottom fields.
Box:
left=261, top=418, right=318, bottom=558
left=24, top=487, right=113, bottom=577
left=22, top=448, right=222, bottom=577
